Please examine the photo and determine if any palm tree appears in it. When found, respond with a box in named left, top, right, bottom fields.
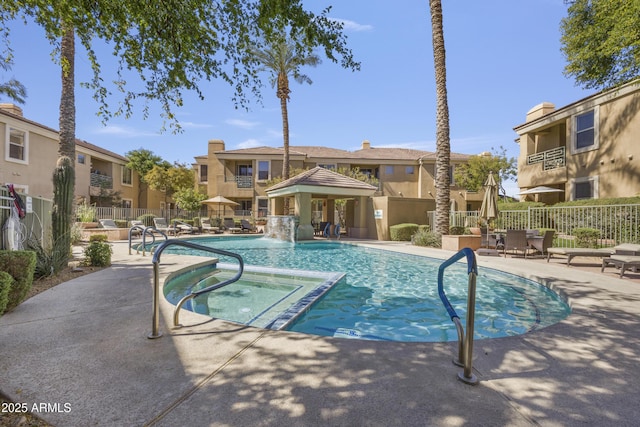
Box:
left=428, top=0, right=451, bottom=236
left=253, top=40, right=320, bottom=213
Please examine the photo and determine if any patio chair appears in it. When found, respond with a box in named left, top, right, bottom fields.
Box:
left=240, top=219, right=254, bottom=233
left=322, top=221, right=331, bottom=238
left=201, top=218, right=222, bottom=234
left=316, top=221, right=328, bottom=237
left=223, top=218, right=242, bottom=233
left=529, top=230, right=555, bottom=255
left=173, top=220, right=195, bottom=234
left=503, top=229, right=531, bottom=259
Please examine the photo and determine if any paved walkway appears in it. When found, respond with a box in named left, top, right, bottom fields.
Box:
left=1, top=239, right=639, bottom=426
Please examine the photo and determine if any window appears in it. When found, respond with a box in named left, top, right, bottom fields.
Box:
left=121, top=165, right=133, bottom=186
left=405, top=166, right=415, bottom=175
left=6, top=127, right=28, bottom=163
left=385, top=166, right=394, bottom=175
left=257, top=161, right=270, bottom=180
left=199, top=164, right=208, bottom=182
left=572, top=108, right=599, bottom=154
left=237, top=164, right=253, bottom=176
left=317, top=163, right=336, bottom=170
left=572, top=176, right=598, bottom=200
left=78, top=154, right=86, bottom=165
left=257, top=198, right=269, bottom=217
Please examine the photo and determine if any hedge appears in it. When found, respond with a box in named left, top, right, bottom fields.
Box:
left=390, top=223, right=419, bottom=241
left=0, top=271, right=11, bottom=316
left=0, top=250, right=37, bottom=313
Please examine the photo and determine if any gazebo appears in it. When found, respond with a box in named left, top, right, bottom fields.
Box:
left=265, top=167, right=378, bottom=240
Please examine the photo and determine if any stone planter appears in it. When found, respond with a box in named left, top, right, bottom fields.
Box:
left=441, top=234, right=482, bottom=251
left=78, top=222, right=99, bottom=229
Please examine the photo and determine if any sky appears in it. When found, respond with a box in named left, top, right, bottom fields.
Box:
left=2, top=1, right=593, bottom=196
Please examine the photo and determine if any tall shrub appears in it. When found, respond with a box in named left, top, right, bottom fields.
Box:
left=0, top=271, right=12, bottom=316
left=0, top=250, right=37, bottom=312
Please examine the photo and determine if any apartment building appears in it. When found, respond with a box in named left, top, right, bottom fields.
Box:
left=194, top=139, right=479, bottom=238
left=514, top=79, right=640, bottom=203
left=0, top=103, right=159, bottom=209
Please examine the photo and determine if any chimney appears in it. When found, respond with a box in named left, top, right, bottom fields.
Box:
left=361, top=140, right=371, bottom=150
left=208, top=139, right=225, bottom=155
left=526, top=102, right=555, bottom=122
left=0, top=103, right=23, bottom=117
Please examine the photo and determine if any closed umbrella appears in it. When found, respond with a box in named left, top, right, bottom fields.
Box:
left=201, top=195, right=239, bottom=218
left=479, top=172, right=499, bottom=249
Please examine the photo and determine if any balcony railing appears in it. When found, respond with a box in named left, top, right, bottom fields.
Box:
left=90, top=173, right=113, bottom=189
left=527, top=146, right=565, bottom=171
left=225, top=175, right=253, bottom=189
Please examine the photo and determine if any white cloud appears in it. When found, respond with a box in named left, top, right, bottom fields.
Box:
left=237, top=139, right=262, bottom=149
left=226, top=119, right=260, bottom=129
left=181, top=121, right=214, bottom=129
left=94, top=125, right=158, bottom=138
left=330, top=18, right=373, bottom=32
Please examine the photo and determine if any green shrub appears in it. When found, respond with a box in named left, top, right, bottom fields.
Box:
left=76, top=202, right=97, bottom=222
left=450, top=226, right=466, bottom=235
left=89, top=234, right=108, bottom=243
left=390, top=223, right=419, bottom=241
left=137, top=214, right=156, bottom=227
left=573, top=227, right=600, bottom=248
left=25, top=237, right=66, bottom=279
left=84, top=240, right=112, bottom=267
left=412, top=230, right=442, bottom=248
left=418, top=224, right=430, bottom=233
left=0, top=250, right=37, bottom=312
left=70, top=222, right=84, bottom=245
left=0, top=271, right=12, bottom=316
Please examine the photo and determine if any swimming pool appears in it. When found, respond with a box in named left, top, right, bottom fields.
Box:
left=164, top=236, right=570, bottom=342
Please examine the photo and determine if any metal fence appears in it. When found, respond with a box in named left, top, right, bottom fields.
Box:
left=427, top=204, right=640, bottom=247
left=93, top=207, right=254, bottom=222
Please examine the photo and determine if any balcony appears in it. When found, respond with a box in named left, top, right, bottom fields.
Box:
left=90, top=173, right=113, bottom=189
left=224, top=175, right=254, bottom=189
left=527, top=146, right=565, bottom=171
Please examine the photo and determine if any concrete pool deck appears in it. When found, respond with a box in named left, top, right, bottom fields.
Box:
left=1, top=238, right=639, bottom=426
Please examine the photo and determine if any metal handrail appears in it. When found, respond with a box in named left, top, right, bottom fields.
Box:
left=437, top=247, right=479, bottom=385
left=128, top=226, right=157, bottom=255
left=148, top=239, right=244, bottom=339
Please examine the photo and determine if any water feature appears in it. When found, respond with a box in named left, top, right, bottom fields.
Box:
left=264, top=215, right=297, bottom=242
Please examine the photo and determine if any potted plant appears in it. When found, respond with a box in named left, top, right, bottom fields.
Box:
left=441, top=226, right=482, bottom=251
left=76, top=202, right=98, bottom=229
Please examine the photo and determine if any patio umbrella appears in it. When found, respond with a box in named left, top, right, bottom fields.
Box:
left=201, top=195, right=239, bottom=218
left=479, top=172, right=499, bottom=248
left=517, top=186, right=563, bottom=195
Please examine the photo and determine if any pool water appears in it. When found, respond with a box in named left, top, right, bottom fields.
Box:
left=165, top=236, right=571, bottom=342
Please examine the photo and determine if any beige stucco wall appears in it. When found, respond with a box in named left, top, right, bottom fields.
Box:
left=517, top=82, right=640, bottom=200
left=369, top=196, right=435, bottom=240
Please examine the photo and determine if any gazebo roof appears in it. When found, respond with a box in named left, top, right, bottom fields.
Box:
left=265, top=167, right=378, bottom=198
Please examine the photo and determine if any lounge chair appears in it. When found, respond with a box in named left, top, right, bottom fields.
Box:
left=153, top=217, right=178, bottom=236
left=173, top=220, right=195, bottom=234
left=601, top=255, right=640, bottom=277
left=98, top=219, right=118, bottom=229
left=503, top=230, right=531, bottom=258
left=316, top=221, right=328, bottom=237
left=546, top=243, right=640, bottom=265
left=240, top=219, right=254, bottom=233
left=201, top=218, right=222, bottom=234
left=223, top=218, right=242, bottom=233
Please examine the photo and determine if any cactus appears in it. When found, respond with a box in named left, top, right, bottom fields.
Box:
left=51, top=156, right=75, bottom=272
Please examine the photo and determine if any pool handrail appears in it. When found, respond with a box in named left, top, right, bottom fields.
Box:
left=437, top=247, right=479, bottom=385
left=148, top=239, right=244, bottom=339
left=128, top=225, right=163, bottom=256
